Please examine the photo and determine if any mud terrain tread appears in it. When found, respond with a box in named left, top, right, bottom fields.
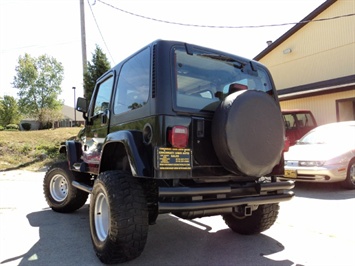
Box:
left=90, top=171, right=148, bottom=264
left=43, top=161, right=88, bottom=213
left=223, top=203, right=279, bottom=235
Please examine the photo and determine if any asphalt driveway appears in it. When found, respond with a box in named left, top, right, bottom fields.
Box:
left=1, top=170, right=354, bottom=266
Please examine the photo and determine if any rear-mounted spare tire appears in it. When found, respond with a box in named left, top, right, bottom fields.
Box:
left=212, top=90, right=284, bottom=177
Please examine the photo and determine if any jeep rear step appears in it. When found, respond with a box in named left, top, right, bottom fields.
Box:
left=72, top=179, right=294, bottom=214
left=158, top=181, right=294, bottom=212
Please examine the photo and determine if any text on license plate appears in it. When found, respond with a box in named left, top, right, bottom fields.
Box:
left=284, top=169, right=297, bottom=178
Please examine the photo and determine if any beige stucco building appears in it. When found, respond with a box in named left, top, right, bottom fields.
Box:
left=59, top=105, right=84, bottom=127
left=254, top=0, right=355, bottom=125
left=20, top=105, right=83, bottom=130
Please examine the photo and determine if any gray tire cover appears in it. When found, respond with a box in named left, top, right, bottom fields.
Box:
left=212, top=90, right=284, bottom=177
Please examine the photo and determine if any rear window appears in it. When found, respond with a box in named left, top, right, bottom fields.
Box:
left=173, top=47, right=273, bottom=112
left=283, top=112, right=316, bottom=129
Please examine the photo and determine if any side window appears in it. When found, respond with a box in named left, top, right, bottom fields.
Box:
left=114, top=47, right=150, bottom=114
left=283, top=114, right=296, bottom=129
left=296, top=113, right=315, bottom=127
left=92, top=76, right=114, bottom=117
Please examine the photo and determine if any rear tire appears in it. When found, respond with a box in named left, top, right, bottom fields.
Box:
left=90, top=171, right=148, bottom=264
left=43, top=161, right=89, bottom=213
left=142, top=180, right=159, bottom=225
left=223, top=204, right=279, bottom=235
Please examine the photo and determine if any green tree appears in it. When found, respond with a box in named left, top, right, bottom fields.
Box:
left=12, top=53, right=64, bottom=128
left=41, top=108, right=64, bottom=129
left=84, top=45, right=111, bottom=102
left=0, top=95, right=21, bottom=126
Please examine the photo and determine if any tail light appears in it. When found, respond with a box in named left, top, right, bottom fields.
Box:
left=168, top=126, right=189, bottom=148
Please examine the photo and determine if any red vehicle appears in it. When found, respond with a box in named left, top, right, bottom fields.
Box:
left=282, top=109, right=317, bottom=146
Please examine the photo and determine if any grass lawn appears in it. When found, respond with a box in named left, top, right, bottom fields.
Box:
left=0, top=127, right=81, bottom=171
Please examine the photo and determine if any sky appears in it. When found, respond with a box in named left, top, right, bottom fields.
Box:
left=0, top=0, right=326, bottom=107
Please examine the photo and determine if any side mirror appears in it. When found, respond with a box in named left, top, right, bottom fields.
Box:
left=76, top=97, right=88, bottom=113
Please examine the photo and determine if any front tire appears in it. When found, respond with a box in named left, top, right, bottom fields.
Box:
left=342, top=158, right=355, bottom=189
left=223, top=204, right=279, bottom=235
left=90, top=171, right=148, bottom=264
left=43, top=161, right=89, bottom=213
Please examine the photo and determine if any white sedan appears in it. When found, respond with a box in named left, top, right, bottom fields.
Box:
left=283, top=121, right=355, bottom=189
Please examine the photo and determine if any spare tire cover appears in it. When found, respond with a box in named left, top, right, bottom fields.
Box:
left=212, top=90, right=284, bottom=177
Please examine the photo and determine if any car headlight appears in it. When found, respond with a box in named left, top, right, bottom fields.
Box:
left=299, top=161, right=325, bottom=167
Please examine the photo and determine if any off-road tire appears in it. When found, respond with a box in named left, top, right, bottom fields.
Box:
left=142, top=180, right=159, bottom=225
left=223, top=203, right=279, bottom=235
left=90, top=171, right=148, bottom=264
left=342, top=158, right=355, bottom=190
left=43, top=161, right=89, bottom=213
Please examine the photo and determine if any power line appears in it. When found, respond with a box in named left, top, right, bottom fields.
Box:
left=87, top=0, right=115, bottom=64
left=97, top=0, right=355, bottom=29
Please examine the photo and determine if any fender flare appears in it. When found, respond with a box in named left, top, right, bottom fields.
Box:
left=64, top=140, right=82, bottom=169
left=100, top=130, right=148, bottom=176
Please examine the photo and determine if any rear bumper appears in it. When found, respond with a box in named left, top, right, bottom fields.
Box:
left=158, top=181, right=294, bottom=212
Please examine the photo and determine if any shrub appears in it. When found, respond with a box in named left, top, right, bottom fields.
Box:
left=0, top=126, right=4, bottom=131
left=36, top=144, right=59, bottom=158
left=41, top=122, right=53, bottom=130
left=5, top=124, right=19, bottom=131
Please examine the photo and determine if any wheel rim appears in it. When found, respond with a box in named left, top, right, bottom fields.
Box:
left=349, top=162, right=355, bottom=185
left=95, top=192, right=109, bottom=242
left=50, top=174, right=68, bottom=202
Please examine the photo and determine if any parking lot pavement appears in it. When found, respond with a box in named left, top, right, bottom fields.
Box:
left=0, top=170, right=48, bottom=265
left=1, top=170, right=355, bottom=266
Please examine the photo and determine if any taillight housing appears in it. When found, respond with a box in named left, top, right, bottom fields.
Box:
left=168, top=126, right=189, bottom=148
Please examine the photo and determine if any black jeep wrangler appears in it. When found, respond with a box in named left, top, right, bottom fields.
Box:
left=43, top=40, right=294, bottom=264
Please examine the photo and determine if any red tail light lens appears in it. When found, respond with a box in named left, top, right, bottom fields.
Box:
left=168, top=126, right=189, bottom=148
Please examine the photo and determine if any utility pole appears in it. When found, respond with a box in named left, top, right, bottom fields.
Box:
left=80, top=0, right=88, bottom=98
left=72, top=87, right=77, bottom=126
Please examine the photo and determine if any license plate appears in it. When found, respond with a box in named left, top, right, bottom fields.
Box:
left=284, top=169, right=297, bottom=178
left=156, top=147, right=192, bottom=170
